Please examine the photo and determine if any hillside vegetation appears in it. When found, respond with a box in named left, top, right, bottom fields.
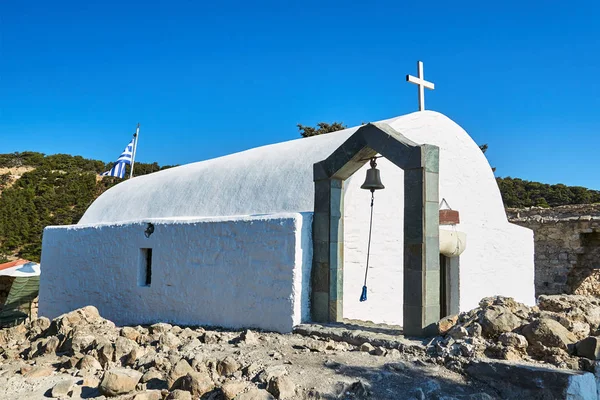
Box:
left=0, top=151, right=598, bottom=263
left=0, top=152, right=173, bottom=262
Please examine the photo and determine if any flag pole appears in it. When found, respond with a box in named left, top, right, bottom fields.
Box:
left=130, top=123, right=140, bottom=179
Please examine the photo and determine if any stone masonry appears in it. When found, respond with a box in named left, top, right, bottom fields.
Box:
left=507, top=204, right=600, bottom=297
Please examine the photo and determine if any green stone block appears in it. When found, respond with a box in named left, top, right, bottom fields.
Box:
left=403, top=268, right=424, bottom=307
left=422, top=145, right=439, bottom=173
left=312, top=292, right=329, bottom=322
left=404, top=243, right=423, bottom=272
left=424, top=172, right=439, bottom=203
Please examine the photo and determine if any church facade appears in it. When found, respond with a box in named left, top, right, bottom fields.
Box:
left=40, top=111, right=535, bottom=335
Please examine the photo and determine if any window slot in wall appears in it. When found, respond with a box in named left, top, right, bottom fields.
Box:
left=139, top=248, right=152, bottom=287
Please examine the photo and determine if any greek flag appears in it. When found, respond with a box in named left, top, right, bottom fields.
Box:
left=101, top=138, right=135, bottom=179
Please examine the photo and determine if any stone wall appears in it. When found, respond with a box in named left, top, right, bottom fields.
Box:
left=507, top=204, right=600, bottom=296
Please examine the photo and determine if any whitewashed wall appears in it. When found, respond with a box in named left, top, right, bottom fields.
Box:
left=40, top=213, right=312, bottom=333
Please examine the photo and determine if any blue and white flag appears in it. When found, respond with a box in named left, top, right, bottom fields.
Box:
left=101, top=138, right=135, bottom=179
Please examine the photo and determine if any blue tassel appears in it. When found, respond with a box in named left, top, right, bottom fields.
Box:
left=360, top=285, right=368, bottom=302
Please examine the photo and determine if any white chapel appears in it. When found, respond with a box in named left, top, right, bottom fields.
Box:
left=40, top=110, right=535, bottom=335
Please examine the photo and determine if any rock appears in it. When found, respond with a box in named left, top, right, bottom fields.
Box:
left=243, top=362, right=262, bottom=379
left=267, top=376, right=296, bottom=399
left=480, top=307, right=523, bottom=338
left=386, top=348, right=401, bottom=358
left=69, top=332, right=96, bottom=354
left=202, top=331, right=222, bottom=344
left=437, top=314, right=459, bottom=335
left=166, top=390, right=192, bottom=400
left=30, top=317, right=51, bottom=336
left=465, top=359, right=597, bottom=399
left=175, top=372, right=215, bottom=398
left=576, top=336, right=600, bottom=360
left=51, top=379, right=74, bottom=398
left=159, top=332, right=182, bottom=348
left=77, top=355, right=102, bottom=370
left=217, top=356, right=241, bottom=376
left=469, top=322, right=483, bottom=337
left=114, top=336, right=138, bottom=364
left=98, top=343, right=115, bottom=367
left=99, top=368, right=143, bottom=397
left=168, top=359, right=195, bottom=388
left=150, top=322, right=172, bottom=334
left=572, top=321, right=591, bottom=340
left=180, top=338, right=201, bottom=353
left=124, top=347, right=144, bottom=366
left=236, top=388, right=276, bottom=400
left=448, top=326, right=469, bottom=339
left=44, top=336, right=60, bottom=354
left=522, top=318, right=578, bottom=350
left=142, top=369, right=164, bottom=383
left=498, top=332, right=528, bottom=350
left=222, top=380, right=248, bottom=400
left=23, top=366, right=53, bottom=378
left=133, top=391, right=163, bottom=400
left=240, top=329, right=260, bottom=345
left=121, top=327, right=141, bottom=342
left=342, top=381, right=371, bottom=398
left=359, top=342, right=375, bottom=353
left=258, top=365, right=287, bottom=383
left=372, top=346, right=386, bottom=356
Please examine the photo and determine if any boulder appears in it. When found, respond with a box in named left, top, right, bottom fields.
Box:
left=240, top=329, right=260, bottom=345
left=236, top=388, right=276, bottom=400
left=359, top=342, right=375, bottom=353
left=267, top=376, right=296, bottom=399
left=522, top=318, right=577, bottom=350
left=149, top=323, right=172, bottom=334
left=77, top=354, right=102, bottom=371
left=480, top=307, right=523, bottom=338
left=166, top=390, right=192, bottom=400
left=99, top=368, right=143, bottom=397
left=120, top=327, right=141, bottom=342
left=217, top=356, right=241, bottom=376
left=575, top=336, right=600, bottom=360
left=132, top=391, right=163, bottom=400
left=51, top=379, right=74, bottom=398
left=159, top=332, right=182, bottom=349
left=498, top=332, right=528, bottom=351
left=114, top=336, right=138, bottom=364
left=168, top=359, right=195, bottom=388
left=174, top=372, right=215, bottom=398
left=222, top=380, right=248, bottom=400
left=23, top=366, right=53, bottom=378
left=202, top=331, right=222, bottom=344
left=437, top=314, right=458, bottom=335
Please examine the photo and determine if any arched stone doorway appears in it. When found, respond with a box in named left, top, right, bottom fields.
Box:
left=310, top=122, right=441, bottom=336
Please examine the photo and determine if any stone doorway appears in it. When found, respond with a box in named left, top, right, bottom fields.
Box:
left=569, top=231, right=600, bottom=297
left=440, top=255, right=460, bottom=318
left=309, top=122, right=441, bottom=336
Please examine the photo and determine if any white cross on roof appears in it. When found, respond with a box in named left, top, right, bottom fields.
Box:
left=406, top=61, right=435, bottom=111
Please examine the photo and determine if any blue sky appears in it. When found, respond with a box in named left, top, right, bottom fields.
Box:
left=1, top=1, right=599, bottom=189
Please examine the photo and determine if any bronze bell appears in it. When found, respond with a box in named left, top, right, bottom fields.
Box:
left=361, top=158, right=385, bottom=192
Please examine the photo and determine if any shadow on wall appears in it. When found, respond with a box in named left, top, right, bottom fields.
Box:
left=568, top=231, right=600, bottom=297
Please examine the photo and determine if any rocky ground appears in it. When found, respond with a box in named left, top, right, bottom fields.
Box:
left=1, top=294, right=600, bottom=400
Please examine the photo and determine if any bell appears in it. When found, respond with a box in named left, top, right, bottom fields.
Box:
left=360, top=158, right=385, bottom=191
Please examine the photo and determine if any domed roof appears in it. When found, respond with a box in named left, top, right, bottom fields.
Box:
left=79, top=111, right=505, bottom=225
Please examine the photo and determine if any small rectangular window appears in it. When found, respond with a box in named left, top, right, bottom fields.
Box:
left=139, top=248, right=152, bottom=287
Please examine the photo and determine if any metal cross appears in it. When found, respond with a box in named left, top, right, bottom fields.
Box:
left=406, top=61, right=435, bottom=111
